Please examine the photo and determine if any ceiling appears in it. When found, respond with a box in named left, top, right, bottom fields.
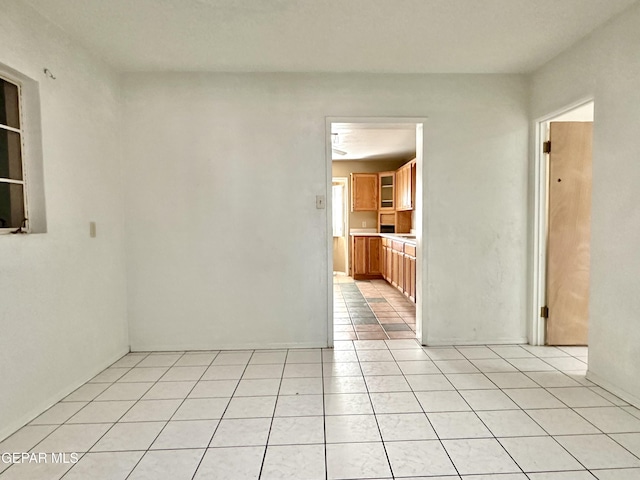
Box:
left=331, top=123, right=416, bottom=161
left=23, top=0, right=638, bottom=73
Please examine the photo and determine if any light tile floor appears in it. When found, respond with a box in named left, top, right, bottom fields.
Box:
left=2, top=341, right=640, bottom=479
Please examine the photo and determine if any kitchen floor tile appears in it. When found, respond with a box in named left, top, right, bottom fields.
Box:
left=575, top=407, right=640, bottom=433
left=118, top=399, right=180, bottom=422
left=442, top=438, right=521, bottom=475
left=62, top=451, right=143, bottom=480
left=210, top=417, right=271, bottom=447
left=326, top=442, right=392, bottom=479
left=526, top=408, right=601, bottom=435
left=91, top=421, right=165, bottom=451
left=274, top=394, right=324, bottom=417
left=428, top=411, right=493, bottom=439
left=223, top=396, right=277, bottom=419
left=499, top=436, right=584, bottom=472
left=477, top=409, right=547, bottom=437
left=460, top=389, right=519, bottom=410
left=261, top=444, right=326, bottom=480
left=193, top=446, right=264, bottom=479
left=325, top=414, right=381, bottom=443
left=370, top=392, right=422, bottom=414
left=364, top=375, right=411, bottom=392
left=324, top=393, right=373, bottom=415
left=414, top=390, right=471, bottom=412
left=150, top=419, right=218, bottom=449
left=555, top=434, right=640, bottom=469
left=386, top=440, right=457, bottom=477
left=34, top=423, right=113, bottom=453
left=172, top=397, right=229, bottom=420
left=268, top=416, right=325, bottom=445
left=376, top=412, right=437, bottom=441
left=127, top=449, right=204, bottom=480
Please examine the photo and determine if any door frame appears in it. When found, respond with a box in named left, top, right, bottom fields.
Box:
left=325, top=116, right=428, bottom=347
left=331, top=176, right=349, bottom=275
left=530, top=98, right=594, bottom=346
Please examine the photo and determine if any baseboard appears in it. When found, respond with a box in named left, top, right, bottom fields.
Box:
left=0, top=347, right=129, bottom=443
left=130, top=341, right=329, bottom=352
left=423, top=337, right=529, bottom=347
left=586, top=370, right=640, bottom=410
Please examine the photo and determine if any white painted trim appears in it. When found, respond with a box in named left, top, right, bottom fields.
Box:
left=426, top=337, right=529, bottom=347
left=0, top=347, right=129, bottom=443
left=530, top=97, right=594, bottom=346
left=325, top=116, right=428, bottom=348
left=131, top=342, right=329, bottom=351
left=587, top=371, right=640, bottom=410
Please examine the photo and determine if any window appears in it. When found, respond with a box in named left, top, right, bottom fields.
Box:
left=0, top=76, right=26, bottom=231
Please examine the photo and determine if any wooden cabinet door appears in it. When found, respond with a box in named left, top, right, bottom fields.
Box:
left=351, top=174, right=378, bottom=211
left=378, top=172, right=395, bottom=211
left=385, top=246, right=392, bottom=282
left=397, top=250, right=405, bottom=292
left=395, top=169, right=403, bottom=210
left=381, top=244, right=387, bottom=279
left=406, top=255, right=416, bottom=302
left=546, top=122, right=593, bottom=346
left=353, top=237, right=368, bottom=275
left=368, top=237, right=382, bottom=275
left=410, top=160, right=416, bottom=209
left=391, top=250, right=399, bottom=287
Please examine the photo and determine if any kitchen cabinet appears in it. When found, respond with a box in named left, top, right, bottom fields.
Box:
left=404, top=244, right=416, bottom=302
left=380, top=236, right=416, bottom=303
left=396, top=159, right=416, bottom=211
left=378, top=211, right=412, bottom=234
left=378, top=171, right=395, bottom=211
left=351, top=235, right=382, bottom=279
left=351, top=173, right=378, bottom=211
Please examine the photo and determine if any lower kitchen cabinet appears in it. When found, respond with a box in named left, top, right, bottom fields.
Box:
left=352, top=236, right=382, bottom=279
left=381, top=237, right=416, bottom=303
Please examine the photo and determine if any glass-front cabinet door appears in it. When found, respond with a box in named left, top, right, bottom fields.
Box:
left=378, top=171, right=395, bottom=211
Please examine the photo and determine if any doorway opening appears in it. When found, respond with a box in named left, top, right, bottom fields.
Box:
left=532, top=101, right=594, bottom=346
left=326, top=119, right=425, bottom=346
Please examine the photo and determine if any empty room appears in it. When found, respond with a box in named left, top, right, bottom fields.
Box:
left=1, top=0, right=640, bottom=478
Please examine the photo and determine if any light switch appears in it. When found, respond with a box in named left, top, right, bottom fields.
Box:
left=316, top=195, right=326, bottom=209
left=89, top=221, right=96, bottom=238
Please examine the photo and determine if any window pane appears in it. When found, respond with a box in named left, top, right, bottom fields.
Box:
left=0, top=129, right=23, bottom=180
left=0, top=79, right=20, bottom=129
left=0, top=182, right=25, bottom=228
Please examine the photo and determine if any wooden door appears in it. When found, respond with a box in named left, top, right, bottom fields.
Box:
left=546, top=122, right=593, bottom=346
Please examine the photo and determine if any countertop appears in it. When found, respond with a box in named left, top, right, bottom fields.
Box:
left=349, top=231, right=417, bottom=245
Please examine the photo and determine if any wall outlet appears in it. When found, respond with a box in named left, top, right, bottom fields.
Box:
left=362, top=221, right=366, bottom=227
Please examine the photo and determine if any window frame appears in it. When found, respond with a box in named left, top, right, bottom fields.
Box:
left=0, top=73, right=28, bottom=234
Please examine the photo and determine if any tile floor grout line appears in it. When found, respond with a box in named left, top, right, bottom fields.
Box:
left=321, top=347, right=328, bottom=480
left=256, top=348, right=288, bottom=480
left=389, top=337, right=464, bottom=479
left=61, top=350, right=189, bottom=480
left=354, top=342, right=397, bottom=479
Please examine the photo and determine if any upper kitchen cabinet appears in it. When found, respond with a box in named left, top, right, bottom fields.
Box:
left=378, top=171, right=395, bottom=211
left=350, top=173, right=378, bottom=211
left=396, top=159, right=416, bottom=211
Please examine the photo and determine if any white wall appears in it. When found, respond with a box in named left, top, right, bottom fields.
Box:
left=0, top=1, right=128, bottom=440
left=123, top=73, right=529, bottom=350
left=531, top=3, right=640, bottom=406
